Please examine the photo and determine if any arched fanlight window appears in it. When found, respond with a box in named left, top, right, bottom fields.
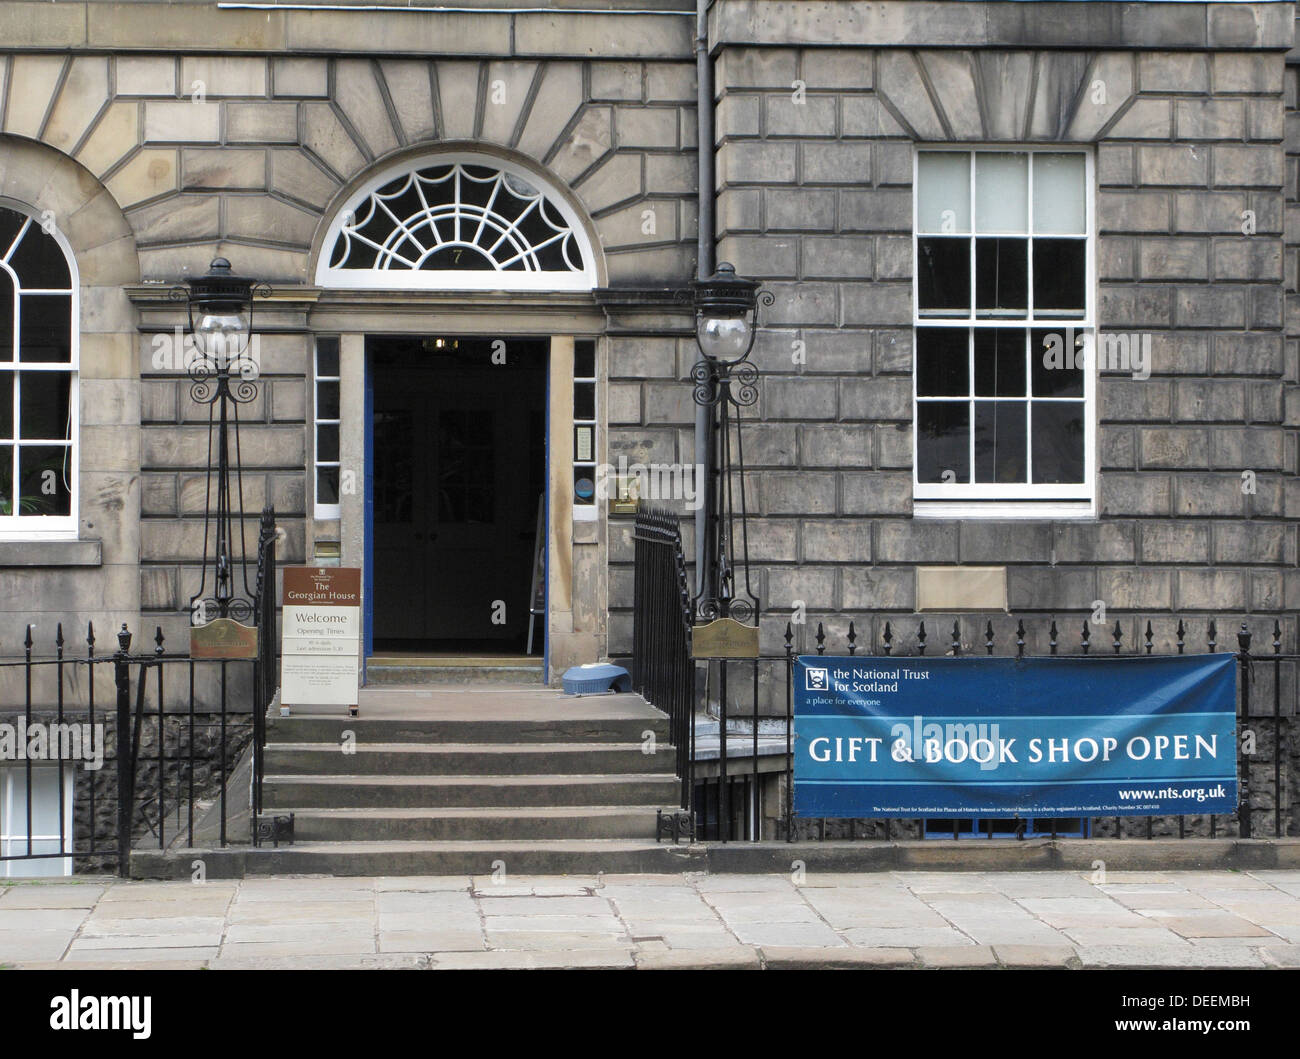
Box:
left=0, top=201, right=77, bottom=535
left=316, top=153, right=597, bottom=291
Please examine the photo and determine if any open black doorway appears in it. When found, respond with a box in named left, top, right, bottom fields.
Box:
left=368, top=336, right=547, bottom=654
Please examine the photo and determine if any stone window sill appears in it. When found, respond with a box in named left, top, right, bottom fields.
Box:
left=0, top=539, right=102, bottom=567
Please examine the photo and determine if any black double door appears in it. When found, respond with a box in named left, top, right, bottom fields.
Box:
left=370, top=338, right=547, bottom=652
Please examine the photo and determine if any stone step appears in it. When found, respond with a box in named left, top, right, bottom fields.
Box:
left=263, top=742, right=678, bottom=776
left=285, top=805, right=665, bottom=842
left=263, top=773, right=682, bottom=810
left=132, top=839, right=701, bottom=878
left=365, top=663, right=544, bottom=686
left=265, top=715, right=670, bottom=745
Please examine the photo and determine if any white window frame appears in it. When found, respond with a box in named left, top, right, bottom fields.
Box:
left=313, top=336, right=341, bottom=521
left=315, top=152, right=598, bottom=292
left=1, top=765, right=74, bottom=878
left=0, top=198, right=79, bottom=540
left=573, top=339, right=598, bottom=522
left=911, top=146, right=1096, bottom=519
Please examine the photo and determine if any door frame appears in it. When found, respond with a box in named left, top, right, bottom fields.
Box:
left=361, top=335, right=551, bottom=667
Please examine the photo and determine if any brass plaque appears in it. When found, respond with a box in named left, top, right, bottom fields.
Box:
left=691, top=617, right=760, bottom=659
left=191, top=618, right=259, bottom=660
left=610, top=474, right=639, bottom=515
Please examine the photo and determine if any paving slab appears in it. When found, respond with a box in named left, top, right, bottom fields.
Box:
left=80, top=915, right=227, bottom=937
left=729, top=922, right=846, bottom=947
left=485, top=930, right=629, bottom=950
left=217, top=938, right=379, bottom=958
left=1142, top=912, right=1273, bottom=938
left=760, top=946, right=916, bottom=968
left=635, top=946, right=761, bottom=969
left=916, top=944, right=998, bottom=968
left=0, top=908, right=90, bottom=931
left=1076, top=944, right=1266, bottom=969
left=374, top=876, right=472, bottom=892
left=18, top=959, right=210, bottom=970
left=1259, top=946, right=1300, bottom=968
left=1062, top=926, right=1189, bottom=946
left=100, top=883, right=240, bottom=901
left=477, top=896, right=612, bottom=916
left=210, top=954, right=426, bottom=970
left=656, top=930, right=745, bottom=949
left=992, top=944, right=1078, bottom=967
left=376, top=891, right=478, bottom=912
left=0, top=931, right=74, bottom=961
left=0, top=885, right=105, bottom=908
left=223, top=923, right=374, bottom=945
left=978, top=873, right=1101, bottom=898
left=899, top=873, right=998, bottom=894
left=378, top=912, right=481, bottom=932
left=63, top=945, right=218, bottom=962
left=378, top=930, right=485, bottom=952
left=430, top=948, right=634, bottom=970
left=843, top=926, right=974, bottom=947
left=1107, top=891, right=1217, bottom=910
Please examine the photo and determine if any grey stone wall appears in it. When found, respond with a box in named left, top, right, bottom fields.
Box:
left=687, top=42, right=1294, bottom=668
left=0, top=39, right=700, bottom=647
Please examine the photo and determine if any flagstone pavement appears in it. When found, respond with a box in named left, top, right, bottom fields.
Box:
left=2, top=869, right=1299, bottom=969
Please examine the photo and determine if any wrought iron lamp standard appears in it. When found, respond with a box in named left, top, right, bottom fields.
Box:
left=178, top=258, right=270, bottom=632
left=690, top=262, right=772, bottom=844
left=690, top=262, right=773, bottom=634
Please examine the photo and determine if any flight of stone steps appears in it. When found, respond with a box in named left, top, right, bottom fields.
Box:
left=133, top=689, right=699, bottom=877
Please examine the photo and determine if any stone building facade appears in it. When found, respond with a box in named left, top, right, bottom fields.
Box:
left=0, top=0, right=1293, bottom=727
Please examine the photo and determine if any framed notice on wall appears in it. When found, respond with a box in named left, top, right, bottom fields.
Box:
left=281, top=567, right=361, bottom=709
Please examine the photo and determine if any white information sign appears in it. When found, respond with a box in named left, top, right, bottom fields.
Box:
left=281, top=567, right=361, bottom=709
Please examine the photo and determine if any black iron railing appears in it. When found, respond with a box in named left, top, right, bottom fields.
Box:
left=631, top=508, right=695, bottom=814
left=777, top=616, right=1296, bottom=844
left=0, top=509, right=279, bottom=879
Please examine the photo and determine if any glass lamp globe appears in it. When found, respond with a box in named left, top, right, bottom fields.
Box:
left=696, top=312, right=752, bottom=362
left=194, top=309, right=248, bottom=362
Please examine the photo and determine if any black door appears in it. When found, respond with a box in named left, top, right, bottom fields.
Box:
left=370, top=337, right=547, bottom=652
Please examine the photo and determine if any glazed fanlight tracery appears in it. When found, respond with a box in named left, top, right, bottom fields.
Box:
left=320, top=160, right=596, bottom=290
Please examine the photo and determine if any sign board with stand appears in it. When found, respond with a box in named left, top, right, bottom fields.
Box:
left=281, top=567, right=362, bottom=716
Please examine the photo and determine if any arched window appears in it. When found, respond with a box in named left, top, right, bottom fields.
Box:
left=317, top=154, right=597, bottom=291
left=0, top=202, right=77, bottom=536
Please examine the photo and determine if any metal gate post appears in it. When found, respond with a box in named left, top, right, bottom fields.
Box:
left=114, top=625, right=133, bottom=878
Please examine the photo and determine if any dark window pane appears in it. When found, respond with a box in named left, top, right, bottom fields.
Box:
left=916, top=237, right=970, bottom=315
left=916, top=401, right=969, bottom=483
left=0, top=270, right=12, bottom=361
left=316, top=423, right=339, bottom=462
left=18, top=372, right=70, bottom=441
left=316, top=465, right=340, bottom=506
left=0, top=444, right=11, bottom=514
left=1031, top=328, right=1085, bottom=397
left=575, top=340, right=596, bottom=379
left=7, top=222, right=71, bottom=290
left=0, top=375, right=11, bottom=438
left=1032, top=402, right=1086, bottom=484
left=974, top=400, right=1027, bottom=483
left=916, top=328, right=968, bottom=397
left=973, top=329, right=1026, bottom=397
left=574, top=381, right=595, bottom=421
left=18, top=444, right=72, bottom=515
left=19, top=294, right=72, bottom=362
left=315, top=337, right=339, bottom=377
left=975, top=237, right=1028, bottom=317
left=316, top=380, right=340, bottom=420
left=1033, top=238, right=1085, bottom=316
left=0, top=209, right=26, bottom=258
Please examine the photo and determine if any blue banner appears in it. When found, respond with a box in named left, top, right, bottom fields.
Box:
left=793, top=654, right=1237, bottom=818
